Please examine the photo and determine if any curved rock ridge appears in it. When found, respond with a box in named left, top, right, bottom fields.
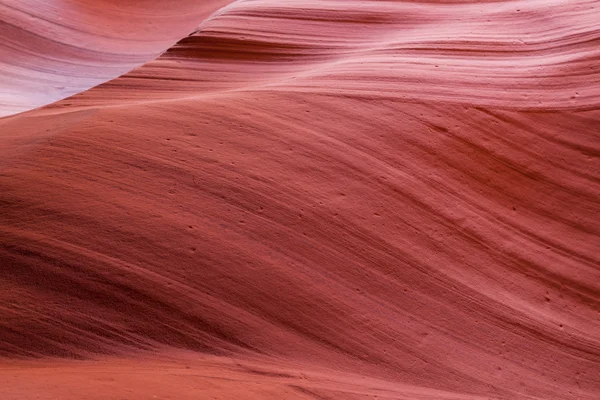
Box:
left=70, top=0, right=600, bottom=110
left=1, top=0, right=599, bottom=399
left=0, top=0, right=233, bottom=117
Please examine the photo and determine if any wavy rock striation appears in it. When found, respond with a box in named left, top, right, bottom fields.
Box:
left=1, top=0, right=599, bottom=399
left=0, top=0, right=233, bottom=117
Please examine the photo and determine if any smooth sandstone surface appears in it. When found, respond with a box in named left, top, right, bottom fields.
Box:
left=1, top=0, right=599, bottom=399
left=0, top=0, right=233, bottom=117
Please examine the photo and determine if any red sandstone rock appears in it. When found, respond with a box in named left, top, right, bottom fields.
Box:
left=0, top=1, right=599, bottom=399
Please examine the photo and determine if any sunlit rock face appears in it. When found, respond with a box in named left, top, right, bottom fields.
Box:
left=0, top=1, right=599, bottom=399
left=0, top=0, right=232, bottom=117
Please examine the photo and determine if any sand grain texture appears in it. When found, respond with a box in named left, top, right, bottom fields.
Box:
left=1, top=0, right=599, bottom=399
